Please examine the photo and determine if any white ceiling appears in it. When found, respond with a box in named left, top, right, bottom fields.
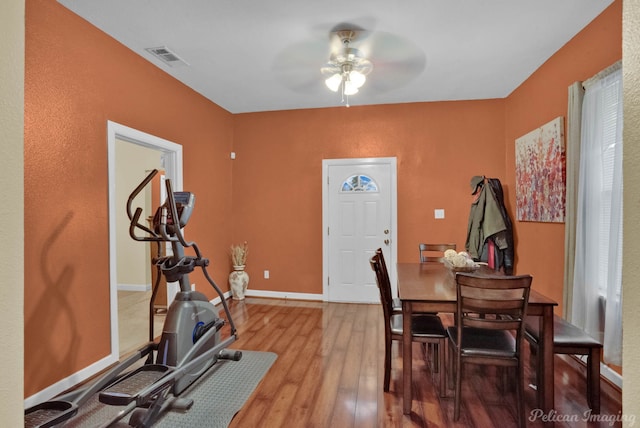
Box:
left=57, top=0, right=613, bottom=114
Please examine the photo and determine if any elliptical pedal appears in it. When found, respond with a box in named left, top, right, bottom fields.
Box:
left=99, top=365, right=170, bottom=406
left=24, top=401, right=78, bottom=428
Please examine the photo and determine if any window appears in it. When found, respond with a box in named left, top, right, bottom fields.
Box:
left=571, top=64, right=622, bottom=366
left=341, top=174, right=378, bottom=192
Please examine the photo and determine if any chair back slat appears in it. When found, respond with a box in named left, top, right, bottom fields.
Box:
left=369, top=250, right=394, bottom=321
left=377, top=247, right=390, bottom=283
left=419, top=243, right=456, bottom=263
left=464, top=317, right=523, bottom=331
left=463, top=297, right=525, bottom=312
left=455, top=272, right=532, bottom=336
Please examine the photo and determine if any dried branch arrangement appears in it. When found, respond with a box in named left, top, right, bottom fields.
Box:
left=230, top=241, right=249, bottom=266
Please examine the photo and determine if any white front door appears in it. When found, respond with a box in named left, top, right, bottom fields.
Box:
left=323, top=158, right=397, bottom=303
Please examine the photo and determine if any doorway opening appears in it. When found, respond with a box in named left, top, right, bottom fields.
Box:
left=107, top=121, right=183, bottom=359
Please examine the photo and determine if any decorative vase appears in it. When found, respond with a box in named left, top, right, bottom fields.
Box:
left=229, top=265, right=249, bottom=300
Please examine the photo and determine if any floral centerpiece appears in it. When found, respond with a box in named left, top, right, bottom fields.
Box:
left=443, top=249, right=479, bottom=273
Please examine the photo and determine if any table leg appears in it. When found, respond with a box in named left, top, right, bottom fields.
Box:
left=539, top=306, right=555, bottom=415
left=402, top=301, right=412, bottom=415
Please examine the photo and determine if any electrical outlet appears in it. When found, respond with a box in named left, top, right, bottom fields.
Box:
left=264, top=270, right=270, bottom=279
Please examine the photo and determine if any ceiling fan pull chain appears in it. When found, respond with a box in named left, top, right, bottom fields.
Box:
left=340, top=80, right=350, bottom=107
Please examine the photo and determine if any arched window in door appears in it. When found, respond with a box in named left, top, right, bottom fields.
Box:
left=341, top=174, right=378, bottom=192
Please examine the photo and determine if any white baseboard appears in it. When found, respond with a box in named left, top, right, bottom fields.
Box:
left=24, top=288, right=321, bottom=409
left=117, top=283, right=151, bottom=292
left=574, top=354, right=623, bottom=389
left=601, top=362, right=623, bottom=389
left=244, top=289, right=323, bottom=301
left=206, top=287, right=323, bottom=303
left=24, top=353, right=118, bottom=409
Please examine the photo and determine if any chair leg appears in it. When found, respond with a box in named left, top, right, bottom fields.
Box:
left=454, top=352, right=462, bottom=420
left=447, top=341, right=454, bottom=390
left=517, top=359, right=525, bottom=428
left=438, top=338, right=446, bottom=397
left=528, top=341, right=538, bottom=386
left=529, top=342, right=542, bottom=408
left=384, top=337, right=392, bottom=392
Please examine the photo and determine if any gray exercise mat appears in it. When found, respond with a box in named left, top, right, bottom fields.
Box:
left=63, top=350, right=276, bottom=427
left=156, top=350, right=276, bottom=427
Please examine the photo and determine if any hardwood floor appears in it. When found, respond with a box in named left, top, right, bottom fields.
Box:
left=117, top=290, right=165, bottom=356
left=115, top=293, right=622, bottom=427
left=219, top=298, right=622, bottom=428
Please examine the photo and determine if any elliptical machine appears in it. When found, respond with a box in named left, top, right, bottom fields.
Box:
left=25, top=169, right=241, bottom=428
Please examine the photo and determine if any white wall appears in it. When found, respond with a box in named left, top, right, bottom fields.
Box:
left=622, top=1, right=640, bottom=424
left=115, top=139, right=163, bottom=288
left=0, top=0, right=24, bottom=424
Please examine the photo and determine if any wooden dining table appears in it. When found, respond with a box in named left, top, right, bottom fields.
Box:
left=397, top=262, right=558, bottom=416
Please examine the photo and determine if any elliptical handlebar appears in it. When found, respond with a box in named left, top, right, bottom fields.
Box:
left=162, top=178, right=200, bottom=256
left=127, top=169, right=158, bottom=222
left=126, top=169, right=196, bottom=252
left=127, top=169, right=161, bottom=242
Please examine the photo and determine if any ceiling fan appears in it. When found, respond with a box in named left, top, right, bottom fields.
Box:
left=272, top=24, right=427, bottom=107
left=320, top=30, right=374, bottom=106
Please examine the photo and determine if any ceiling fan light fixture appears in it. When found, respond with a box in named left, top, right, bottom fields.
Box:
left=349, top=70, right=366, bottom=88
left=343, top=80, right=359, bottom=96
left=321, top=29, right=374, bottom=106
left=325, top=73, right=343, bottom=92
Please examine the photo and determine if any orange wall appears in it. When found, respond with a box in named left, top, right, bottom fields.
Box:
left=232, top=101, right=506, bottom=293
left=504, top=0, right=622, bottom=315
left=24, top=0, right=622, bottom=399
left=24, top=0, right=234, bottom=396
left=231, top=0, right=622, bottom=300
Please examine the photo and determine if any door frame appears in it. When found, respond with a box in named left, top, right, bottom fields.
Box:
left=322, top=157, right=398, bottom=301
left=107, top=120, right=183, bottom=359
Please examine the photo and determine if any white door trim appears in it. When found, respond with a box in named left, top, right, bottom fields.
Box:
left=322, top=157, right=398, bottom=301
left=107, top=120, right=183, bottom=360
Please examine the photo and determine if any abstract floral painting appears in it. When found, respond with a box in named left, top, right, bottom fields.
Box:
left=515, top=116, right=565, bottom=222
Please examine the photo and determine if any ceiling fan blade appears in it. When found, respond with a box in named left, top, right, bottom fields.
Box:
left=366, top=57, right=427, bottom=92
left=359, top=31, right=425, bottom=64
left=359, top=31, right=427, bottom=92
left=272, top=39, right=330, bottom=93
left=320, top=63, right=341, bottom=76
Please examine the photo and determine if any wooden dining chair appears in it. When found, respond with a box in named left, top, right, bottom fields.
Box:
left=377, top=247, right=441, bottom=368
left=374, top=248, right=403, bottom=314
left=370, top=252, right=448, bottom=396
left=419, top=243, right=456, bottom=263
left=447, top=272, right=532, bottom=428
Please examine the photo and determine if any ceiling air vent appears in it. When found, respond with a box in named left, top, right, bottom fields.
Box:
left=145, top=46, right=189, bottom=67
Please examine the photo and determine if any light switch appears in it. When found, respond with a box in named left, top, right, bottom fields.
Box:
left=434, top=209, right=445, bottom=219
